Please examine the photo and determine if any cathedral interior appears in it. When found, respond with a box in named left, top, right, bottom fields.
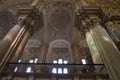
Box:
left=0, top=0, right=120, bottom=80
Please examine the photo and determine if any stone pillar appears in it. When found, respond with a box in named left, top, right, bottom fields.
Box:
left=0, top=17, right=35, bottom=73
left=86, top=31, right=103, bottom=64
left=71, top=44, right=80, bottom=63
left=0, top=25, right=21, bottom=62
left=91, top=24, right=120, bottom=80
left=11, top=30, right=31, bottom=62
left=42, top=44, right=49, bottom=63
left=14, top=27, right=34, bottom=73
left=9, top=30, right=32, bottom=74
left=38, top=44, right=47, bottom=63
left=86, top=31, right=104, bottom=75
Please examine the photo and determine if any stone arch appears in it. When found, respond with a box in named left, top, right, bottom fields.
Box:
left=46, top=39, right=73, bottom=63
left=26, top=39, right=41, bottom=47
left=50, top=39, right=70, bottom=47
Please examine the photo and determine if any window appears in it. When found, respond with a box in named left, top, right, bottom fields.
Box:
left=81, top=59, right=86, bottom=64
left=29, top=60, right=34, bottom=63
left=14, top=67, right=18, bottom=72
left=14, top=59, right=21, bottom=72
left=63, top=68, right=68, bottom=74
left=52, top=59, right=68, bottom=74
left=26, top=67, right=32, bottom=73
left=34, top=58, right=38, bottom=63
left=58, top=59, right=62, bottom=64
left=58, top=68, right=62, bottom=74
left=53, top=60, right=57, bottom=64
left=63, top=60, right=68, bottom=64
left=26, top=58, right=38, bottom=73
left=52, top=68, right=57, bottom=74
left=18, top=59, right=21, bottom=63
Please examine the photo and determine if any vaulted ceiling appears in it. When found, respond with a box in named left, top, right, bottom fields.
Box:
left=0, top=0, right=119, bottom=42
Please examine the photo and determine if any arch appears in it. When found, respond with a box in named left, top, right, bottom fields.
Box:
left=26, top=39, right=41, bottom=47
left=47, top=39, right=73, bottom=63
left=50, top=39, right=70, bottom=47
left=48, top=39, right=71, bottom=53
left=52, top=58, right=69, bottom=74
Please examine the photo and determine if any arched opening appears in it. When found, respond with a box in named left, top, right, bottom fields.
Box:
left=52, top=59, right=68, bottom=74
left=26, top=58, right=38, bottom=73
left=47, top=39, right=72, bottom=63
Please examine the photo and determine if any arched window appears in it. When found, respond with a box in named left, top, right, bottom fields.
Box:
left=81, top=59, right=86, bottom=64
left=26, top=67, right=32, bottom=73
left=63, top=68, right=68, bottom=74
left=63, top=60, right=68, bottom=64
left=58, top=59, right=62, bottom=64
left=53, top=60, right=57, bottom=64
left=14, top=59, right=21, bottom=72
left=26, top=58, right=38, bottom=73
left=52, top=59, right=68, bottom=74
left=52, top=68, right=57, bottom=74
left=58, top=68, right=62, bottom=74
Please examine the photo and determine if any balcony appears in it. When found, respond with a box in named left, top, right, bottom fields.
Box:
left=0, top=62, right=109, bottom=79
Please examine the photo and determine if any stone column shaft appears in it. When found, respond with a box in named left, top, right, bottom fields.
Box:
left=71, top=44, right=80, bottom=63
left=91, top=24, right=120, bottom=80
left=11, top=30, right=31, bottom=62
left=0, top=25, right=21, bottom=62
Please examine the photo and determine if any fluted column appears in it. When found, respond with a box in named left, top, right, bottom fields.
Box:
left=0, top=25, right=21, bottom=62
left=88, top=18, right=120, bottom=79
left=11, top=30, right=32, bottom=62
left=0, top=15, right=35, bottom=73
